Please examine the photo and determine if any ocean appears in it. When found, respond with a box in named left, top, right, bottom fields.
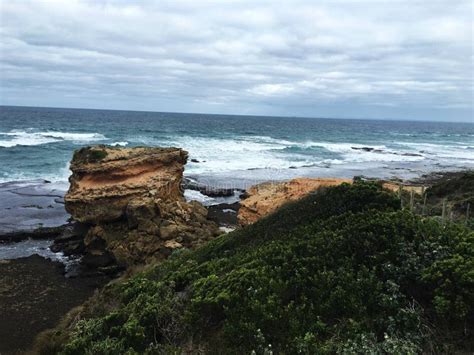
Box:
left=1, top=105, right=473, bottom=189
left=0, top=105, right=473, bottom=258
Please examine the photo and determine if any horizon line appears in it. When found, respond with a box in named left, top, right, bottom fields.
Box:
left=1, top=104, right=472, bottom=124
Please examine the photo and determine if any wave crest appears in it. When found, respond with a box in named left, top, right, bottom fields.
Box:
left=0, top=130, right=106, bottom=147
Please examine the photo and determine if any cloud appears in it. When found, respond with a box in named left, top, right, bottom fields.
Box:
left=0, top=0, right=472, bottom=121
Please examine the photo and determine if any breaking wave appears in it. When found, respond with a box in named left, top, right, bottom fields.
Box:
left=0, top=130, right=106, bottom=148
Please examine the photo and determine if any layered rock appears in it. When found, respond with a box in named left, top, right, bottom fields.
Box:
left=238, top=177, right=352, bottom=225
left=65, top=145, right=219, bottom=267
left=66, top=146, right=187, bottom=223
left=238, top=177, right=429, bottom=225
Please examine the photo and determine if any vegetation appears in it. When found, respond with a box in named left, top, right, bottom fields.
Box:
left=397, top=171, right=474, bottom=228
left=425, top=171, right=474, bottom=225
left=73, top=147, right=108, bottom=163
left=42, top=183, right=473, bottom=354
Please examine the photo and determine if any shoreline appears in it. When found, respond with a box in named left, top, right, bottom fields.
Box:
left=1, top=167, right=470, bottom=248
left=0, top=254, right=111, bottom=354
left=0, top=166, right=470, bottom=233
left=0, top=167, right=472, bottom=353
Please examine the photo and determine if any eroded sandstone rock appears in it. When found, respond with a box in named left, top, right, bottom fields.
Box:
left=238, top=177, right=427, bottom=226
left=238, top=177, right=353, bottom=225
left=65, top=146, right=187, bottom=223
left=65, top=145, right=219, bottom=267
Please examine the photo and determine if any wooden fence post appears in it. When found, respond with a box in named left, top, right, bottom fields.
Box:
left=422, top=192, right=427, bottom=216
left=399, top=184, right=403, bottom=208
left=442, top=198, right=447, bottom=224
left=466, top=203, right=471, bottom=225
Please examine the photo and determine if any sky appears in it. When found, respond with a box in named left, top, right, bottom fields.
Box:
left=0, top=0, right=473, bottom=122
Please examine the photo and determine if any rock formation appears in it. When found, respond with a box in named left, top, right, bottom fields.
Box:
left=379, top=181, right=424, bottom=195
left=238, top=177, right=352, bottom=225
left=238, top=177, right=428, bottom=225
left=65, top=145, right=219, bottom=268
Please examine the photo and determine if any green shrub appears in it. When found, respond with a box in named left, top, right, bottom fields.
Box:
left=58, top=183, right=473, bottom=354
left=73, top=147, right=108, bottom=164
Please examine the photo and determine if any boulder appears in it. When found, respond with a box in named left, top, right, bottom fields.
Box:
left=64, top=145, right=219, bottom=267
left=183, top=178, right=238, bottom=197
left=65, top=146, right=187, bottom=223
left=238, top=177, right=352, bottom=225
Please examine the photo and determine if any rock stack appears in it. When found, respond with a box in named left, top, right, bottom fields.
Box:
left=64, top=145, right=219, bottom=269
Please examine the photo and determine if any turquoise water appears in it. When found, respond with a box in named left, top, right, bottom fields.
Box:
left=1, top=105, right=473, bottom=185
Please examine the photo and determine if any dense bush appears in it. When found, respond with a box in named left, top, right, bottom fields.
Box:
left=425, top=171, right=474, bottom=222
left=57, top=183, right=473, bottom=354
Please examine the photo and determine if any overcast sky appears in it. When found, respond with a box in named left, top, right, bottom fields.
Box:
left=0, top=0, right=472, bottom=122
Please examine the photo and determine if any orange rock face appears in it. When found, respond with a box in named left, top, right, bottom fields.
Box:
left=238, top=177, right=352, bottom=225
left=381, top=182, right=424, bottom=195
left=64, top=145, right=219, bottom=267
left=65, top=146, right=188, bottom=223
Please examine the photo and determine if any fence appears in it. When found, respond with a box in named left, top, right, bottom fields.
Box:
left=396, top=183, right=471, bottom=226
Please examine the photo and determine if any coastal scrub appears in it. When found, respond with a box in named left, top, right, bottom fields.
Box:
left=40, top=183, right=473, bottom=354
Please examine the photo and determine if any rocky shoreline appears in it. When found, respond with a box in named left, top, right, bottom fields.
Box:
left=0, top=144, right=471, bottom=353
left=0, top=146, right=244, bottom=354
left=0, top=255, right=111, bottom=354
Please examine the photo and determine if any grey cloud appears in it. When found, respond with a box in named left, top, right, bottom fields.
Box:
left=0, top=0, right=472, bottom=121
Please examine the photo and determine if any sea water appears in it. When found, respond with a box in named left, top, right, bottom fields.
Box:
left=1, top=105, right=472, bottom=260
left=1, top=105, right=473, bottom=190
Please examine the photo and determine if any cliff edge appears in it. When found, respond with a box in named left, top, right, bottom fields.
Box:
left=238, top=177, right=352, bottom=225
left=64, top=145, right=219, bottom=267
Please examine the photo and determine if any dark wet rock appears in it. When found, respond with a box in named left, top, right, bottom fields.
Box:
left=401, top=152, right=423, bottom=157
left=54, top=197, right=65, bottom=204
left=239, top=191, right=250, bottom=199
left=183, top=178, right=236, bottom=197
left=191, top=158, right=200, bottom=163
left=351, top=146, right=423, bottom=158
left=57, top=240, right=85, bottom=256
left=0, top=180, right=69, bottom=235
left=49, top=222, right=90, bottom=256
left=0, top=225, right=66, bottom=243
left=207, top=202, right=240, bottom=226
left=0, top=254, right=110, bottom=354
left=96, top=264, right=125, bottom=276
left=351, top=146, right=374, bottom=152
left=82, top=251, right=116, bottom=268
left=54, top=222, right=90, bottom=244
left=202, top=188, right=235, bottom=197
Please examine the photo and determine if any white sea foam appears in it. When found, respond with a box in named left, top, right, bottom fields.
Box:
left=133, top=135, right=436, bottom=176
left=183, top=189, right=240, bottom=206
left=184, top=189, right=215, bottom=205
left=140, top=135, right=315, bottom=173
left=241, top=138, right=426, bottom=164
left=34, top=131, right=106, bottom=141
left=283, top=141, right=425, bottom=164
left=0, top=238, right=64, bottom=261
left=317, top=142, right=426, bottom=163
left=0, top=132, right=58, bottom=147
left=0, top=130, right=106, bottom=147
left=2, top=129, right=471, bottom=184
left=395, top=141, right=474, bottom=162
left=110, top=141, right=129, bottom=146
